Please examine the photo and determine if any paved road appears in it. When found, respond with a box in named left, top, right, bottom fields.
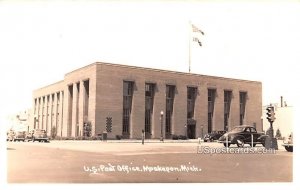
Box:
left=7, top=141, right=292, bottom=183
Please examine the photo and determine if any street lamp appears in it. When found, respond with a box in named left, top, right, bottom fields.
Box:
left=160, top=111, right=164, bottom=142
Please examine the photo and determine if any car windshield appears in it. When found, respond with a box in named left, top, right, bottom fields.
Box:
left=231, top=127, right=245, bottom=132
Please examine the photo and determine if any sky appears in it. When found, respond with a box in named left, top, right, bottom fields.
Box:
left=0, top=0, right=300, bottom=122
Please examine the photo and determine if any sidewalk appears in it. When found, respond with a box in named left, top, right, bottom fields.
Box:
left=51, top=138, right=201, bottom=144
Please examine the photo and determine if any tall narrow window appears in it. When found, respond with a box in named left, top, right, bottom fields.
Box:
left=46, top=95, right=50, bottom=132
left=145, top=83, right=155, bottom=138
left=76, top=82, right=80, bottom=137
left=187, top=87, right=197, bottom=119
left=34, top=99, right=37, bottom=116
left=42, top=97, right=45, bottom=130
left=38, top=98, right=41, bottom=129
left=60, top=91, right=64, bottom=137
left=34, top=98, right=37, bottom=129
left=68, top=86, right=73, bottom=137
left=51, top=94, right=55, bottom=130
left=239, top=92, right=247, bottom=125
left=122, top=81, right=134, bottom=138
left=224, top=91, right=232, bottom=131
left=83, top=80, right=90, bottom=123
left=208, top=89, right=216, bottom=133
left=166, top=85, right=175, bottom=137
left=56, top=92, right=60, bottom=134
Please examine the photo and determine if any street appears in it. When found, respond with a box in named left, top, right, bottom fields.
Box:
left=7, top=140, right=292, bottom=183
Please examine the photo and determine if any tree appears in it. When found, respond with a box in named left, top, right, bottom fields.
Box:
left=83, top=121, right=92, bottom=137
left=51, top=126, right=57, bottom=139
left=275, top=128, right=282, bottom=139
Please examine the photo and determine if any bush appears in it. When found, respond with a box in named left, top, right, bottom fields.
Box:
left=91, top=136, right=100, bottom=140
left=178, top=135, right=187, bottom=140
left=65, top=137, right=75, bottom=140
left=172, top=135, right=179, bottom=140
left=75, top=136, right=84, bottom=140
left=116, top=135, right=122, bottom=140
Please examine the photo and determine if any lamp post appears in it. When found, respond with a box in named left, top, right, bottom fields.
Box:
left=160, top=111, right=164, bottom=142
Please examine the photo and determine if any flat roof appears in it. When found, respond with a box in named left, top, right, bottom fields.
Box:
left=36, top=61, right=261, bottom=92
left=94, top=62, right=261, bottom=84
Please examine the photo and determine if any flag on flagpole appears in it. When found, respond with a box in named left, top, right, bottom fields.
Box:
left=188, top=22, right=205, bottom=73
left=191, top=23, right=204, bottom=46
left=192, top=24, right=204, bottom=35
left=193, top=37, right=202, bottom=46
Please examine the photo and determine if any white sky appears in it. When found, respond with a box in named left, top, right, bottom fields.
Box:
left=0, top=1, right=300, bottom=119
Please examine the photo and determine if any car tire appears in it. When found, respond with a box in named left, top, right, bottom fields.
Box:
left=237, top=138, right=245, bottom=148
left=223, top=143, right=231, bottom=147
left=285, top=146, right=293, bottom=152
left=249, top=143, right=256, bottom=147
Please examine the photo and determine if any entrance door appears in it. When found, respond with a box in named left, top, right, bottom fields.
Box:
left=187, top=124, right=196, bottom=139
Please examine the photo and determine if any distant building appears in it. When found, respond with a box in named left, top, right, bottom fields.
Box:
left=7, top=109, right=31, bottom=132
left=31, top=62, right=262, bottom=139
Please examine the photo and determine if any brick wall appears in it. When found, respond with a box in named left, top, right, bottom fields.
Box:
left=32, top=62, right=262, bottom=139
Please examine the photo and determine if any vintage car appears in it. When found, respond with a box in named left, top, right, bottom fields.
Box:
left=204, top=130, right=226, bottom=142
left=13, top=131, right=26, bottom=142
left=218, top=125, right=268, bottom=147
left=25, top=129, right=49, bottom=142
left=282, top=133, right=293, bottom=152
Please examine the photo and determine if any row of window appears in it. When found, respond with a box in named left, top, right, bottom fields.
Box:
left=33, top=91, right=63, bottom=132
left=122, top=81, right=247, bottom=138
left=67, top=80, right=90, bottom=137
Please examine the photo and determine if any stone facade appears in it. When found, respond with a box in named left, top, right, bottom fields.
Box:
left=31, top=62, right=262, bottom=139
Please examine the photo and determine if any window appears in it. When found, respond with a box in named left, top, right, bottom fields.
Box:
left=208, top=89, right=216, bottom=133
left=83, top=80, right=90, bottom=122
left=250, top=127, right=257, bottom=133
left=166, top=85, right=175, bottom=135
left=224, top=91, right=232, bottom=130
left=187, top=87, right=197, bottom=119
left=239, top=92, right=247, bottom=125
left=122, top=81, right=134, bottom=137
left=145, top=83, right=155, bottom=136
left=67, top=86, right=73, bottom=137
left=245, top=128, right=251, bottom=133
left=51, top=94, right=55, bottom=130
left=208, top=89, right=216, bottom=113
left=34, top=98, right=37, bottom=115
left=42, top=97, right=45, bottom=129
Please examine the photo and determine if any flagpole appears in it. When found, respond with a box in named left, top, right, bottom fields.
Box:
left=188, top=20, right=191, bottom=73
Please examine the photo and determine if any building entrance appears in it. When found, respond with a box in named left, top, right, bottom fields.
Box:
left=187, top=124, right=196, bottom=139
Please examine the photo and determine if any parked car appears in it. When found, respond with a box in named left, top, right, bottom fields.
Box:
left=13, top=131, right=26, bottom=142
left=6, top=130, right=15, bottom=141
left=25, top=129, right=49, bottom=142
left=218, top=125, right=268, bottom=147
left=204, top=130, right=226, bottom=142
left=282, top=133, right=293, bottom=152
